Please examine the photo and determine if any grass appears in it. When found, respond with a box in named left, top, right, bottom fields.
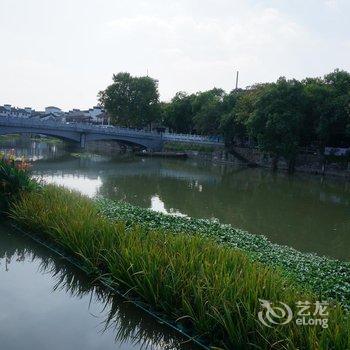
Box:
left=96, top=198, right=350, bottom=309
left=8, top=185, right=350, bottom=349
left=0, top=134, right=21, bottom=141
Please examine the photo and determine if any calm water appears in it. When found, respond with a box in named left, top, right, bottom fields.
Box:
left=1, top=136, right=350, bottom=261
left=0, top=223, right=198, bottom=350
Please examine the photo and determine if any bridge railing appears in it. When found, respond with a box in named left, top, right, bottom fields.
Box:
left=0, top=117, right=158, bottom=137
left=162, top=132, right=224, bottom=144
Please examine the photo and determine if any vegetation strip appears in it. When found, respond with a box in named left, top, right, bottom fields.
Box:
left=7, top=185, right=350, bottom=349
left=96, top=198, right=350, bottom=309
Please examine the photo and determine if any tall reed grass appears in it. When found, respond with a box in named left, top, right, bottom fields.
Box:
left=96, top=198, right=350, bottom=308
left=9, top=185, right=350, bottom=349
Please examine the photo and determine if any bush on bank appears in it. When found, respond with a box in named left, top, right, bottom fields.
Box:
left=9, top=185, right=350, bottom=349
left=96, top=198, right=350, bottom=309
left=0, top=152, right=37, bottom=213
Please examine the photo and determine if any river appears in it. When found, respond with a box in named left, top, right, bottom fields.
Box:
left=1, top=135, right=349, bottom=262
left=0, top=222, right=199, bottom=350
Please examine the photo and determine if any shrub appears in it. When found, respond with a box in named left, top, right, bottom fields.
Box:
left=0, top=151, right=37, bottom=213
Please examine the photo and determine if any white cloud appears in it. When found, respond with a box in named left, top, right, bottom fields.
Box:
left=0, top=0, right=349, bottom=109
left=324, top=0, right=339, bottom=10
left=107, top=7, right=314, bottom=98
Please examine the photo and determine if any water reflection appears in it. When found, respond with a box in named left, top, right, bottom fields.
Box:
left=150, top=196, right=187, bottom=217
left=0, top=224, right=197, bottom=350
left=42, top=173, right=103, bottom=197
left=1, top=137, right=350, bottom=261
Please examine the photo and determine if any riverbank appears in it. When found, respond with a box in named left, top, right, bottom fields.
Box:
left=164, top=141, right=350, bottom=178
left=6, top=184, right=350, bottom=349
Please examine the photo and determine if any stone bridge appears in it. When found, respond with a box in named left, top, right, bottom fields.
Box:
left=0, top=118, right=164, bottom=151
left=0, top=118, right=224, bottom=151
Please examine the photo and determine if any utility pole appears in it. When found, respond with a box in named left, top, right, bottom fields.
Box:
left=235, top=70, right=239, bottom=90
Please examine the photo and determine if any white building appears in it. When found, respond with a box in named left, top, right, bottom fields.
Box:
left=0, top=104, right=32, bottom=118
left=45, top=106, right=63, bottom=115
left=0, top=103, right=108, bottom=125
left=66, top=106, right=108, bottom=125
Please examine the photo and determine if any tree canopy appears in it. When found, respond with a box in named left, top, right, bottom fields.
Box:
left=98, top=69, right=350, bottom=171
left=98, top=72, right=160, bottom=128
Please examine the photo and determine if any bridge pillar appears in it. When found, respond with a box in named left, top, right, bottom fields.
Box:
left=80, top=133, right=86, bottom=148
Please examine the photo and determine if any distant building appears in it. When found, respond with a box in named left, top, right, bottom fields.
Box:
left=66, top=106, right=108, bottom=125
left=0, top=103, right=109, bottom=125
left=0, top=104, right=32, bottom=118
left=0, top=106, right=11, bottom=117
left=40, top=113, right=65, bottom=122
left=45, top=106, right=63, bottom=115
left=65, top=109, right=91, bottom=124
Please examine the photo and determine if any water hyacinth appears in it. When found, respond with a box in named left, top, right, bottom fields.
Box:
left=96, top=198, right=350, bottom=309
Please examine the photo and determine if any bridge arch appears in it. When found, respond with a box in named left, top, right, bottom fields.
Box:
left=84, top=133, right=159, bottom=150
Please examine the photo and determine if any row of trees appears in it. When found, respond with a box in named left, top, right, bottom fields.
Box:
left=98, top=70, right=350, bottom=170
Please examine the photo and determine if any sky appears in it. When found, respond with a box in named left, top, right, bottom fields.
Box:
left=0, top=0, right=349, bottom=111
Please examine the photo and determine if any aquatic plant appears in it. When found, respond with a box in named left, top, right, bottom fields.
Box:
left=96, top=198, right=350, bottom=309
left=9, top=185, right=350, bottom=349
left=0, top=151, right=37, bottom=213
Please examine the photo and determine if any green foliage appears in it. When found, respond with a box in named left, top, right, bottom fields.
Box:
left=98, top=69, right=350, bottom=169
left=159, top=70, right=350, bottom=172
left=0, top=155, right=37, bottom=213
left=304, top=70, right=350, bottom=148
left=98, top=72, right=161, bottom=128
left=219, top=90, right=247, bottom=146
left=246, top=78, right=307, bottom=169
left=163, top=92, right=195, bottom=133
left=96, top=198, right=350, bottom=309
left=9, top=185, right=350, bottom=349
left=192, top=88, right=226, bottom=134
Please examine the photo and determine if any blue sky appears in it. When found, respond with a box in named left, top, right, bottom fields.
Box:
left=0, top=0, right=349, bottom=110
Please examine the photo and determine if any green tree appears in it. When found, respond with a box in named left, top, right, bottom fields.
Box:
left=163, top=92, right=195, bottom=133
left=322, top=70, right=350, bottom=146
left=219, top=90, right=246, bottom=146
left=131, top=76, right=161, bottom=128
left=220, top=85, right=270, bottom=147
left=98, top=72, right=161, bottom=128
left=246, top=78, right=307, bottom=172
left=192, top=88, right=226, bottom=134
left=98, top=72, right=133, bottom=126
left=304, top=70, right=350, bottom=148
